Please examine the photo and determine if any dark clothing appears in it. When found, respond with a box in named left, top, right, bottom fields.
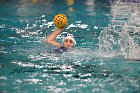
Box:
left=52, top=46, right=68, bottom=53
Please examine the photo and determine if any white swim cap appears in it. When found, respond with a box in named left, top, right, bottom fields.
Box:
left=63, top=34, right=76, bottom=46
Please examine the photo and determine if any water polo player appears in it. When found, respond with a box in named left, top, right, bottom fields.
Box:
left=45, top=14, right=76, bottom=53
left=46, top=28, right=76, bottom=53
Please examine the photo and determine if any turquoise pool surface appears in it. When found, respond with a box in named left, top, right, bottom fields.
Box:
left=0, top=0, right=140, bottom=93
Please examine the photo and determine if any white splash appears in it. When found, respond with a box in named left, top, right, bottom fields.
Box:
left=98, top=2, right=140, bottom=60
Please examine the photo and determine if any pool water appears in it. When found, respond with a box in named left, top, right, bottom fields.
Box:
left=0, top=0, right=140, bottom=93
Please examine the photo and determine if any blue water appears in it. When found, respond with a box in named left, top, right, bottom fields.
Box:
left=0, top=0, right=140, bottom=93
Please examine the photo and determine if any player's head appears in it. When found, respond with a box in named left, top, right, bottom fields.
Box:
left=63, top=34, right=76, bottom=48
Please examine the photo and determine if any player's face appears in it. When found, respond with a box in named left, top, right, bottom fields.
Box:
left=63, top=39, right=74, bottom=48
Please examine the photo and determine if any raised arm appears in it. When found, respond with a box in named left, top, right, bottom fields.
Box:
left=46, top=28, right=64, bottom=48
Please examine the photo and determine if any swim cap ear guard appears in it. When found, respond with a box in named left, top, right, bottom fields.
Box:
left=62, top=33, right=76, bottom=46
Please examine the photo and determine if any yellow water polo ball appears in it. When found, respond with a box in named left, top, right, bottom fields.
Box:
left=53, top=14, right=68, bottom=29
